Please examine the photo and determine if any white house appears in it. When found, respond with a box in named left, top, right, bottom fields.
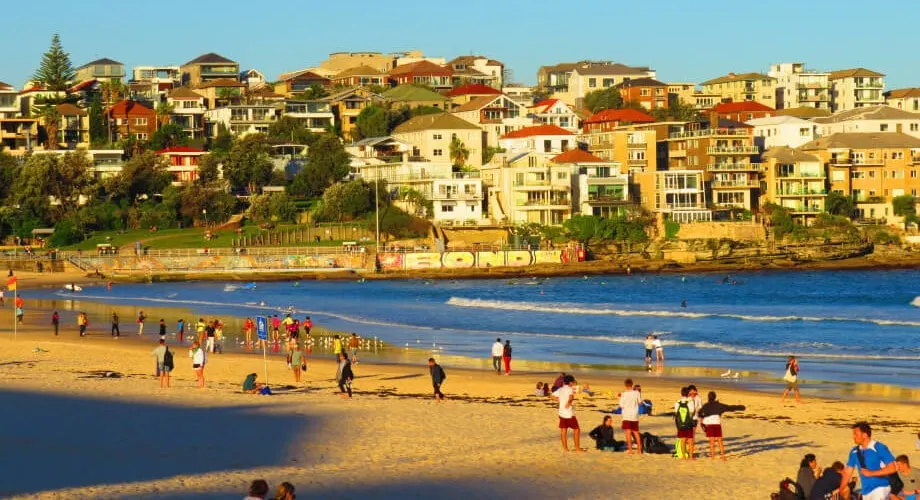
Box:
left=527, top=99, right=580, bottom=133
left=431, top=174, right=484, bottom=224
left=498, top=124, right=576, bottom=162
left=813, top=105, right=920, bottom=140
left=747, top=115, right=816, bottom=150
left=205, top=104, right=280, bottom=136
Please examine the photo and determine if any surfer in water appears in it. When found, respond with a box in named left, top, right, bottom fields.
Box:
left=681, top=300, right=687, bottom=309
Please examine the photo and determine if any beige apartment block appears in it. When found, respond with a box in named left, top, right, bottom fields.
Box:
left=761, top=147, right=827, bottom=224
left=700, top=72, right=776, bottom=106
left=829, top=68, right=885, bottom=112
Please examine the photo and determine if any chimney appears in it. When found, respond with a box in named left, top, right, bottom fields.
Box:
left=709, top=111, right=719, bottom=129
left=728, top=72, right=736, bottom=79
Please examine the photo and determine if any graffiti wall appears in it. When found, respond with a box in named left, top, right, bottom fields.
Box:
left=442, top=252, right=475, bottom=269
left=476, top=252, right=505, bottom=268
left=73, top=253, right=366, bottom=273
left=374, top=250, right=567, bottom=271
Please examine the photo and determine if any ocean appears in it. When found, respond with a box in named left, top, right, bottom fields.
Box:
left=29, top=269, right=920, bottom=391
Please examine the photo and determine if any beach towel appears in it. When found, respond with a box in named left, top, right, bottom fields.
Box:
left=259, top=386, right=272, bottom=395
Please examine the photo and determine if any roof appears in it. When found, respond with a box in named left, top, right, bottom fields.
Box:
left=584, top=108, right=656, bottom=124
left=529, top=99, right=560, bottom=113
left=382, top=84, right=447, bottom=102
left=885, top=88, right=920, bottom=99
left=0, top=81, right=13, bottom=90
left=107, top=100, right=155, bottom=116
left=813, top=105, right=919, bottom=124
left=388, top=60, right=452, bottom=77
left=444, top=83, right=502, bottom=97
left=248, top=88, right=285, bottom=99
left=334, top=65, right=384, bottom=78
left=616, top=77, right=668, bottom=88
left=701, top=72, right=775, bottom=86
left=280, top=70, right=330, bottom=82
left=56, top=103, right=86, bottom=116
left=540, top=62, right=579, bottom=74
left=68, top=79, right=98, bottom=93
left=700, top=117, right=752, bottom=129
left=392, top=113, right=480, bottom=133
left=746, top=115, right=815, bottom=127
left=184, top=52, right=237, bottom=66
left=323, top=86, right=384, bottom=103
left=762, top=146, right=819, bottom=163
left=710, top=101, right=775, bottom=113
left=775, top=107, right=832, bottom=119
left=550, top=149, right=607, bottom=164
left=799, top=132, right=920, bottom=151
left=156, top=146, right=206, bottom=155
left=828, top=68, right=885, bottom=80
left=196, top=78, right=246, bottom=89
left=573, top=63, right=652, bottom=76
left=452, top=95, right=507, bottom=112
left=76, top=58, right=122, bottom=70
left=168, top=87, right=204, bottom=99
left=500, top=124, right=574, bottom=139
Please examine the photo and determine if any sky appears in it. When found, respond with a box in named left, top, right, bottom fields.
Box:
left=4, top=0, right=920, bottom=90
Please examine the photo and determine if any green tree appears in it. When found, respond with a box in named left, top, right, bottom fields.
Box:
left=249, top=192, right=298, bottom=223
left=34, top=105, right=61, bottom=150
left=651, top=99, right=699, bottom=122
left=267, top=116, right=316, bottom=145
left=222, top=133, right=274, bottom=194
left=148, top=123, right=190, bottom=151
left=32, top=34, right=74, bottom=91
left=291, top=85, right=327, bottom=100
left=0, top=152, right=20, bottom=202
left=290, top=133, right=350, bottom=198
left=178, top=184, right=237, bottom=227
left=400, top=188, right=433, bottom=217
left=210, top=124, right=234, bottom=155
left=9, top=152, right=94, bottom=225
left=217, top=87, right=240, bottom=106
left=825, top=191, right=854, bottom=217
left=105, top=151, right=172, bottom=204
left=449, top=136, right=470, bottom=169
left=583, top=87, right=624, bottom=113
left=88, top=96, right=107, bottom=145
left=355, top=105, right=388, bottom=139
left=765, top=204, right=797, bottom=239
left=892, top=194, right=917, bottom=229
left=154, top=101, right=174, bottom=128
left=317, top=181, right=373, bottom=221
left=482, top=146, right=506, bottom=165
left=196, top=153, right=221, bottom=185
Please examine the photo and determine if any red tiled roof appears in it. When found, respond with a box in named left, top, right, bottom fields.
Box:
left=156, top=146, right=205, bottom=155
left=388, top=60, right=452, bottom=77
left=500, top=124, right=574, bottom=139
left=68, top=79, right=98, bottom=93
left=530, top=99, right=561, bottom=113
left=107, top=100, right=155, bottom=116
left=550, top=149, right=606, bottom=164
left=444, top=83, right=501, bottom=97
left=584, top=108, right=656, bottom=124
left=710, top=101, right=775, bottom=113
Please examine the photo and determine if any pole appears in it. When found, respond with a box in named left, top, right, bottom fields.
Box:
left=375, top=174, right=380, bottom=253
left=261, top=338, right=269, bottom=387
left=13, top=288, right=16, bottom=340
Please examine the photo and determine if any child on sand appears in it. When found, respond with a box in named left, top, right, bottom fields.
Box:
left=589, top=416, right=620, bottom=451
left=698, top=391, right=746, bottom=461
left=552, top=374, right=582, bottom=452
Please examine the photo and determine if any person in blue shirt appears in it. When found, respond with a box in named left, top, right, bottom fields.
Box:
left=841, top=422, right=897, bottom=500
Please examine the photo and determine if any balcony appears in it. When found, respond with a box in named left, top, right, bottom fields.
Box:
left=587, top=195, right=630, bottom=204
left=520, top=199, right=571, bottom=208
left=431, top=192, right=482, bottom=201
left=798, top=94, right=829, bottom=102
left=707, top=146, right=759, bottom=155
left=707, top=163, right=762, bottom=172
left=789, top=206, right=824, bottom=214
left=855, top=81, right=884, bottom=89
left=670, top=149, right=688, bottom=158
left=778, top=171, right=825, bottom=178
left=711, top=180, right=760, bottom=189
left=796, top=83, right=829, bottom=90
left=776, top=189, right=827, bottom=196
left=668, top=129, right=749, bottom=140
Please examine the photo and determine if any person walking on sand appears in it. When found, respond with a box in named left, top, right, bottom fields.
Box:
left=151, top=339, right=173, bottom=388
left=840, top=422, right=897, bottom=500
left=619, top=378, right=643, bottom=454
left=349, top=333, right=360, bottom=364
left=16, top=304, right=23, bottom=323
left=333, top=335, right=343, bottom=357
left=177, top=318, right=185, bottom=344
left=50, top=311, right=59, bottom=336
left=303, top=316, right=312, bottom=335
left=429, top=358, right=447, bottom=402
left=189, top=341, right=206, bottom=388
left=137, top=310, right=146, bottom=336
left=111, top=312, right=120, bottom=338
left=502, top=339, right=513, bottom=375
left=782, top=355, right=802, bottom=404
left=0, top=288, right=5, bottom=307
left=271, top=314, right=281, bottom=344
left=552, top=374, right=582, bottom=452
left=644, top=335, right=654, bottom=365
left=336, top=352, right=353, bottom=398
left=196, top=318, right=206, bottom=345
left=290, top=343, right=305, bottom=383
left=244, top=317, right=254, bottom=350
left=77, top=312, right=87, bottom=337
left=653, top=335, right=664, bottom=362
left=491, top=337, right=503, bottom=374
left=158, top=318, right=167, bottom=341
left=205, top=320, right=216, bottom=353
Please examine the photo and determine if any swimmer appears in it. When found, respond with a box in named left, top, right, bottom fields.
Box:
left=293, top=282, right=300, bottom=287
left=681, top=276, right=687, bottom=283
left=681, top=300, right=687, bottom=308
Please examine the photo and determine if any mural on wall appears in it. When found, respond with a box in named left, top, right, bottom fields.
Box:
left=505, top=251, right=534, bottom=267
left=376, top=253, right=404, bottom=271
left=442, top=252, right=475, bottom=269
left=73, top=253, right=365, bottom=273
left=533, top=251, right=563, bottom=264
left=404, top=253, right=442, bottom=269
left=476, top=252, right=505, bottom=268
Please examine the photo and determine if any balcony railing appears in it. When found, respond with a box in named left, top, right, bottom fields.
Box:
left=777, top=172, right=825, bottom=178
left=522, top=199, right=570, bottom=207
left=668, top=129, right=749, bottom=140
left=431, top=192, right=482, bottom=201
left=776, top=189, right=827, bottom=196
left=707, top=146, right=759, bottom=155
left=855, top=81, right=884, bottom=89
left=587, top=195, right=630, bottom=203
left=787, top=206, right=824, bottom=213
left=707, top=163, right=762, bottom=172
left=711, top=180, right=760, bottom=188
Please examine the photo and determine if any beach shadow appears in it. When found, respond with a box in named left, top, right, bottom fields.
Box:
left=0, top=388, right=327, bottom=497
left=379, top=373, right=423, bottom=381
left=722, top=434, right=816, bottom=457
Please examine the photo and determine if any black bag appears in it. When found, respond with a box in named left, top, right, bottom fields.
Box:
left=856, top=447, right=903, bottom=494
left=771, top=478, right=804, bottom=500
left=640, top=432, right=670, bottom=454
left=163, top=347, right=174, bottom=370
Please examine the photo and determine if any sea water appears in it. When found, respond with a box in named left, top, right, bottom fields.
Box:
left=32, top=269, right=920, bottom=389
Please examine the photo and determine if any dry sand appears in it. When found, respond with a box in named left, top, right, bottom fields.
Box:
left=1, top=310, right=919, bottom=500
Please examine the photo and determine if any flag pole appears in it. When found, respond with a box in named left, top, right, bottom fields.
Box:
left=13, top=288, right=16, bottom=340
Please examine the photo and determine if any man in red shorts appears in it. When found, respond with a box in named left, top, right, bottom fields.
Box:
left=618, top=378, right=643, bottom=454
left=674, top=386, right=696, bottom=460
left=698, top=390, right=745, bottom=460
left=552, top=374, right=582, bottom=452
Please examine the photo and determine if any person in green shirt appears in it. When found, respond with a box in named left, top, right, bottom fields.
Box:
left=289, top=344, right=305, bottom=383
left=242, top=373, right=261, bottom=394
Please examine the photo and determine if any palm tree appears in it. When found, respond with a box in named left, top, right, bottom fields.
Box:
left=99, top=79, right=127, bottom=142
left=35, top=105, right=61, bottom=150
left=155, top=102, right=174, bottom=129
left=449, top=136, right=470, bottom=169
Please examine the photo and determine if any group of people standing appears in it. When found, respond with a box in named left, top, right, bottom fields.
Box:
left=490, top=338, right=513, bottom=375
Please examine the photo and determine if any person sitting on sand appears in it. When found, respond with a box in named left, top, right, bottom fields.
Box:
left=543, top=382, right=551, bottom=397
left=589, top=415, right=622, bottom=452
left=896, top=455, right=920, bottom=500
left=797, top=453, right=820, bottom=498
left=274, top=482, right=296, bottom=500
left=245, top=479, right=270, bottom=500
left=809, top=461, right=848, bottom=500
left=535, top=382, right=546, bottom=396
left=243, top=373, right=262, bottom=394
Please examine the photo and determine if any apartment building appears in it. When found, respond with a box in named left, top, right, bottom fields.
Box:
left=708, top=101, right=775, bottom=122
left=481, top=153, right=574, bottom=226
left=430, top=174, right=485, bottom=223
left=563, top=62, right=656, bottom=109
left=447, top=56, right=504, bottom=88
left=582, top=108, right=656, bottom=134
left=167, top=87, right=206, bottom=139
left=444, top=83, right=501, bottom=109
left=205, top=104, right=280, bottom=136
left=498, top=125, right=575, bottom=164
left=387, top=61, right=452, bottom=90
left=813, top=105, right=920, bottom=140
left=829, top=68, right=885, bottom=112
left=747, top=115, right=816, bottom=150
left=283, top=100, right=334, bottom=132
left=633, top=170, right=710, bottom=222
left=527, top=99, right=580, bottom=133
left=106, top=100, right=156, bottom=143
left=194, top=79, right=246, bottom=109
left=273, top=70, right=331, bottom=97
left=885, top=88, right=920, bottom=112
left=56, top=103, right=90, bottom=149
left=330, top=65, right=386, bottom=87
left=452, top=94, right=531, bottom=148
left=768, top=63, right=831, bottom=110
left=180, top=53, right=240, bottom=87
left=324, top=87, right=385, bottom=139
left=799, top=132, right=920, bottom=222
left=667, top=83, right=696, bottom=106
left=581, top=125, right=657, bottom=174
left=761, top=147, right=826, bottom=223
left=133, top=66, right=181, bottom=86
left=551, top=148, right=630, bottom=218
left=391, top=113, right=483, bottom=168
left=0, top=118, right=41, bottom=155
left=537, top=62, right=579, bottom=94
left=156, top=146, right=207, bottom=185
left=74, top=58, right=124, bottom=83
left=617, top=78, right=669, bottom=110
left=700, top=72, right=776, bottom=106
left=0, top=82, right=17, bottom=118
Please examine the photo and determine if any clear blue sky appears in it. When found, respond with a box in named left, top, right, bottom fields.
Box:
left=4, top=0, right=919, bottom=90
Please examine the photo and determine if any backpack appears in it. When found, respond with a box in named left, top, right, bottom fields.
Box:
left=439, top=366, right=447, bottom=381
left=163, top=348, right=174, bottom=370
left=641, top=432, right=670, bottom=454
left=674, top=400, right=694, bottom=430
left=770, top=478, right=804, bottom=500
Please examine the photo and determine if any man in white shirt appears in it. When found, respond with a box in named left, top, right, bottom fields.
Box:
left=552, top=374, right=582, bottom=452
left=619, top=378, right=643, bottom=454
left=491, top=338, right=503, bottom=374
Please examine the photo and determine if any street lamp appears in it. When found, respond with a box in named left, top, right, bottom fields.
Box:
left=202, top=208, right=208, bottom=228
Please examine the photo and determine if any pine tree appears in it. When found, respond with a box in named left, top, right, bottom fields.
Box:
left=33, top=34, right=75, bottom=91
left=88, top=96, right=107, bottom=145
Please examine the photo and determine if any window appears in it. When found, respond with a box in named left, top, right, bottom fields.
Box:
left=602, top=78, right=614, bottom=87
left=880, top=124, right=889, bottom=132
left=588, top=78, right=597, bottom=88
left=442, top=204, right=454, bottom=212
left=433, top=149, right=443, bottom=156
left=433, top=134, right=442, bottom=140
left=640, top=88, right=650, bottom=96
left=556, top=172, right=567, bottom=180
left=912, top=123, right=919, bottom=132
left=851, top=171, right=865, bottom=179
left=868, top=171, right=876, bottom=178
left=134, top=133, right=148, bottom=140
left=561, top=140, right=569, bottom=151
left=913, top=189, right=918, bottom=196
left=912, top=170, right=917, bottom=178
left=799, top=128, right=810, bottom=137
left=655, top=88, right=664, bottom=96
left=544, top=140, right=551, bottom=152
left=133, top=117, right=148, bottom=126
left=868, top=152, right=875, bottom=160
left=892, top=151, right=904, bottom=160
left=831, top=171, right=845, bottom=181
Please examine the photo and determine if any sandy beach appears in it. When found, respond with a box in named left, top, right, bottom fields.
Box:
left=1, top=290, right=919, bottom=500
